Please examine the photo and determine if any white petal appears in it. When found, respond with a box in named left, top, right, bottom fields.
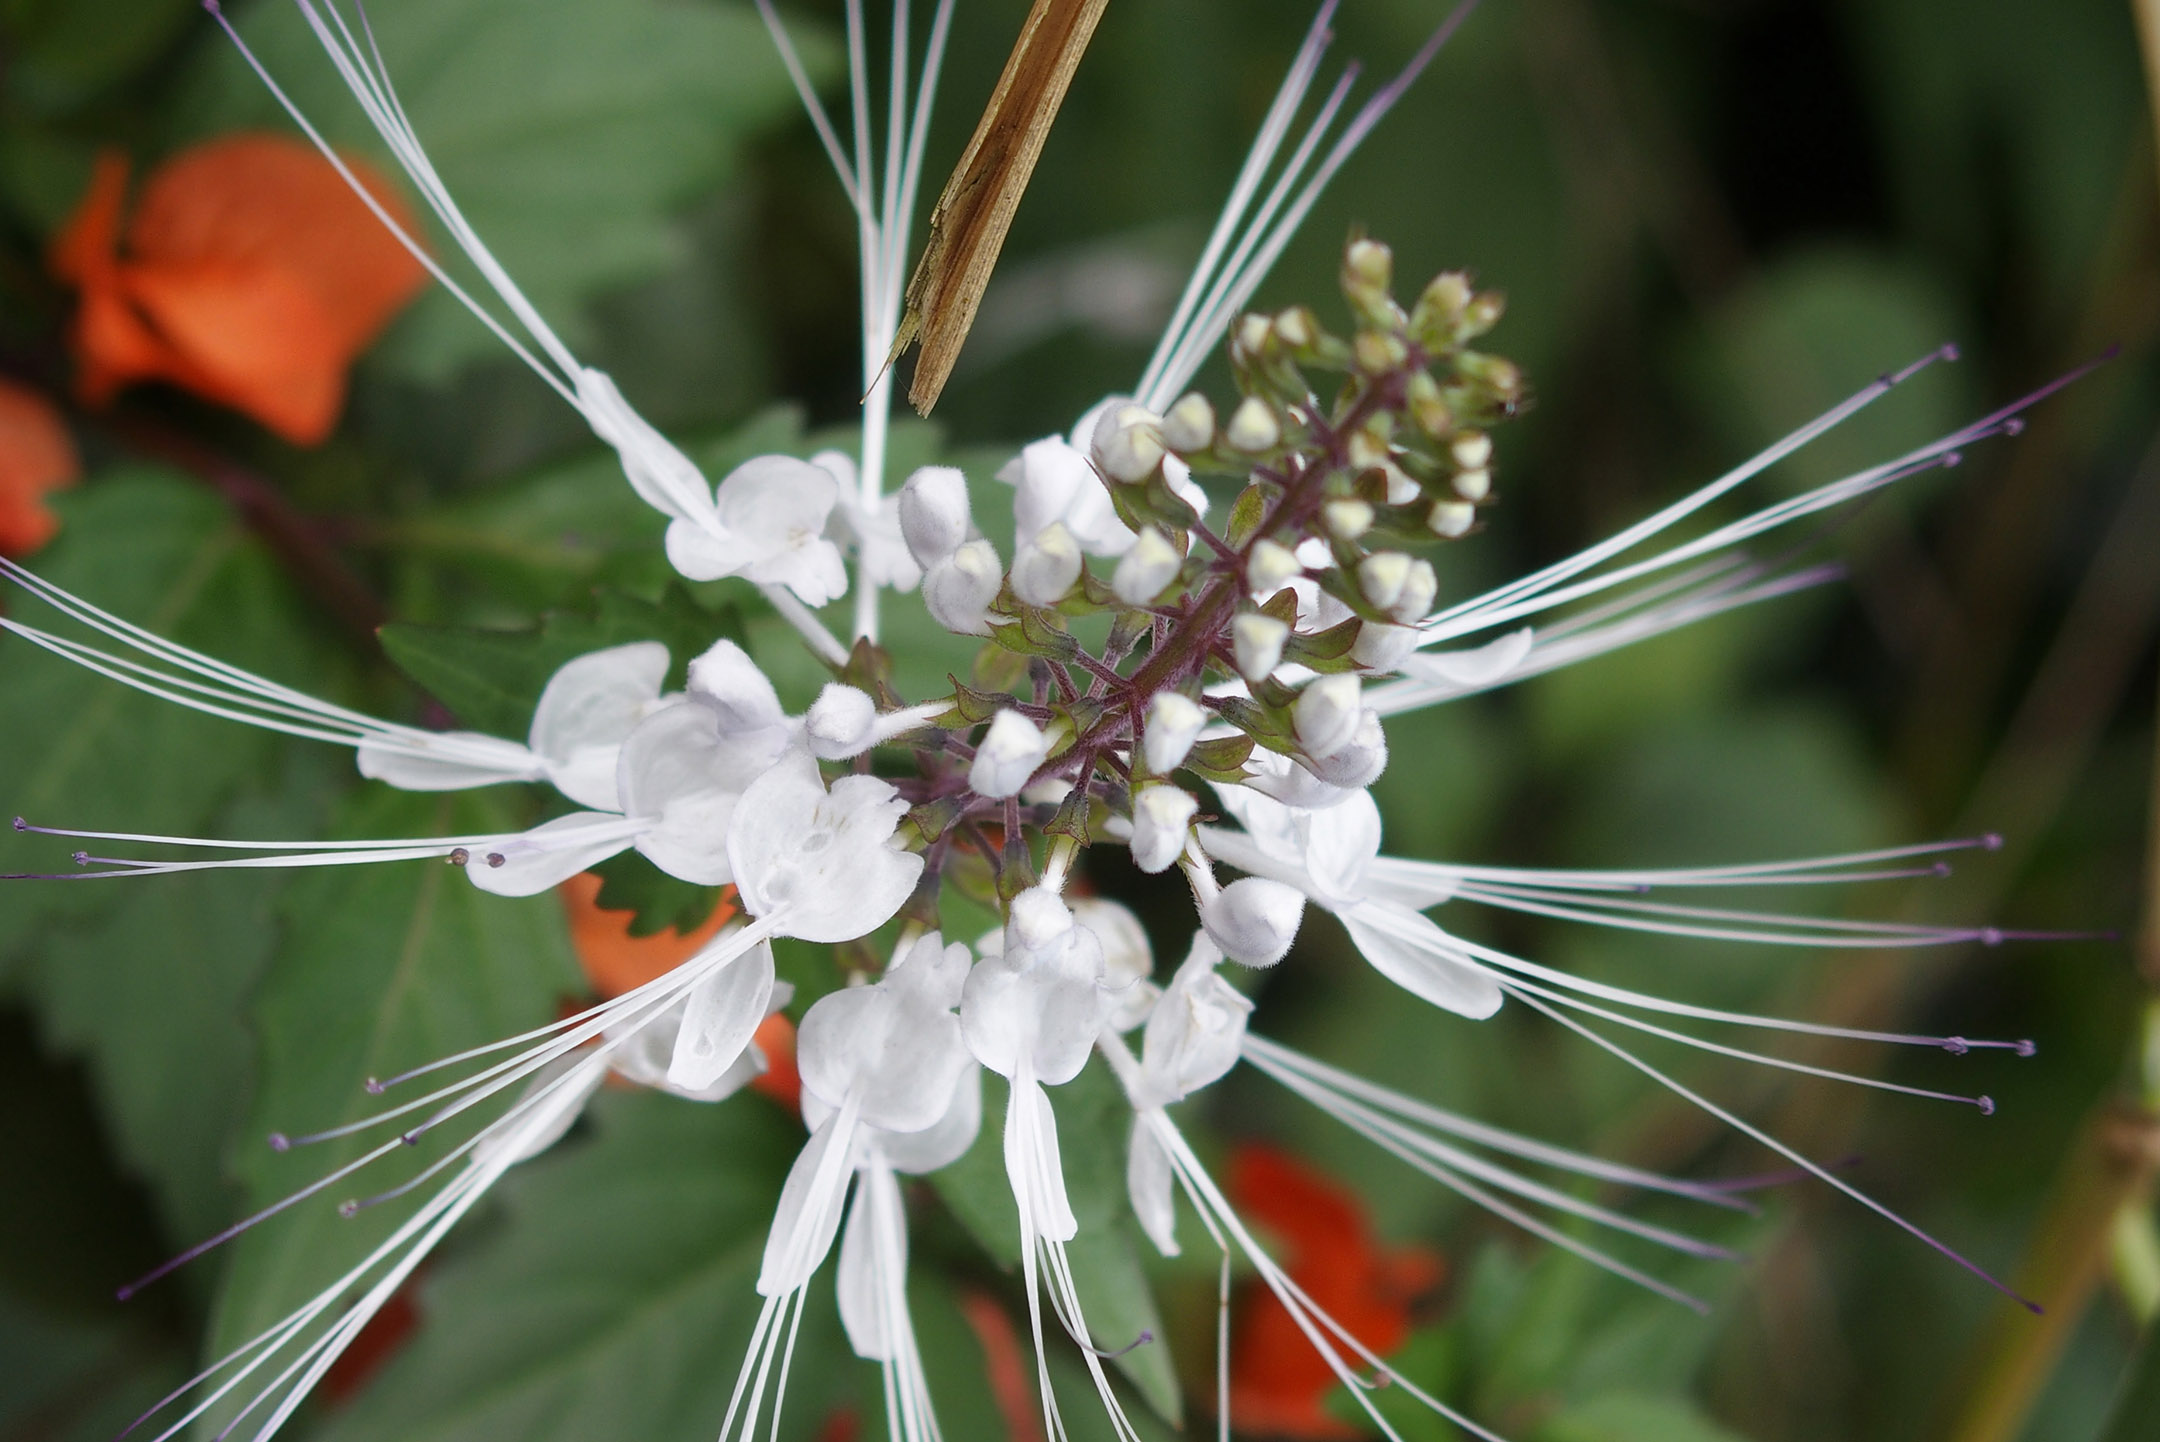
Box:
left=664, top=516, right=742, bottom=581
left=1127, top=1119, right=1179, bottom=1257
left=466, top=813, right=634, bottom=896
left=472, top=1056, right=606, bottom=1168
left=357, top=733, right=542, bottom=792
left=836, top=1161, right=905, bottom=1361
left=529, top=644, right=670, bottom=808
left=1339, top=901, right=1504, bottom=1019
left=758, top=1106, right=862, bottom=1296
left=728, top=753, right=922, bottom=941
left=1004, top=1075, right=1077, bottom=1242
left=1403, top=627, right=1534, bottom=689
left=665, top=939, right=777, bottom=1092
left=877, top=1063, right=984, bottom=1174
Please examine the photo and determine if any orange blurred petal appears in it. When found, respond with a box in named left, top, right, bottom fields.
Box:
left=958, top=1288, right=1045, bottom=1442
left=1226, top=1144, right=1444, bottom=1439
left=0, top=380, right=80, bottom=557
left=50, top=134, right=427, bottom=444
left=747, top=1012, right=800, bottom=1114
left=558, top=872, right=736, bottom=999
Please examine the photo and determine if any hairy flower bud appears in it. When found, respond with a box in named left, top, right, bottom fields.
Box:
left=805, top=683, right=877, bottom=760
left=898, top=464, right=971, bottom=568
left=1428, top=499, right=1475, bottom=538
left=1293, top=674, right=1363, bottom=757
left=1353, top=620, right=1419, bottom=672
left=970, top=710, right=1050, bottom=798
left=1232, top=613, right=1288, bottom=682
left=1010, top=520, right=1082, bottom=606
left=1090, top=403, right=1166, bottom=484
left=1453, top=467, right=1491, bottom=502
left=1247, top=538, right=1301, bottom=597
left=1161, top=393, right=1214, bottom=453
left=1200, top=875, right=1304, bottom=966
left=1144, top=692, right=1206, bottom=774
left=1358, top=552, right=1412, bottom=611
left=1224, top=396, right=1280, bottom=454
left=1301, top=708, right=1388, bottom=789
left=923, top=538, right=1003, bottom=634
left=1393, top=557, right=1437, bottom=623
left=1324, top=499, right=1373, bottom=540
left=1130, top=784, right=1198, bottom=873
left=1450, top=431, right=1492, bottom=470
left=1112, top=526, right=1182, bottom=605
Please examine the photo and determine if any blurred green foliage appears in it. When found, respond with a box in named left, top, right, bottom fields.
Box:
left=0, top=1, right=2155, bottom=1441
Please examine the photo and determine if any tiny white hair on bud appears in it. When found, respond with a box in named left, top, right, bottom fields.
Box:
left=1224, top=396, right=1281, bottom=454
left=1429, top=498, right=1475, bottom=538
left=1200, top=875, right=1304, bottom=966
left=1451, top=431, right=1492, bottom=470
left=1246, top=538, right=1302, bottom=597
left=1293, top=674, right=1363, bottom=757
left=969, top=710, right=1051, bottom=799
left=1129, top=785, right=1199, bottom=874
left=1161, top=393, right=1215, bottom=453
left=805, top=684, right=878, bottom=759
left=1144, top=692, right=1207, bottom=775
left=1091, top=403, right=1167, bottom=483
left=1010, top=520, right=1084, bottom=607
left=1358, top=552, right=1413, bottom=611
left=1112, top=527, right=1184, bottom=606
left=923, top=538, right=1004, bottom=635
left=1009, top=885, right=1075, bottom=949
left=1324, top=498, right=1374, bottom=540
left=1232, top=613, right=1289, bottom=682
left=898, top=465, right=972, bottom=569
left=1453, top=467, right=1492, bottom=502
left=1236, top=314, right=1273, bottom=352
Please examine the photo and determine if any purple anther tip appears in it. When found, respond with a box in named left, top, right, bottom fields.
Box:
left=115, top=1283, right=136, bottom=1302
left=2101, top=341, right=2122, bottom=362
left=2002, top=417, right=2026, bottom=436
left=71, top=851, right=88, bottom=867
left=267, top=1132, right=290, bottom=1152
left=485, top=852, right=506, bottom=868
left=1942, top=1037, right=1970, bottom=1055
left=1981, top=832, right=2003, bottom=850
left=1980, top=927, right=2003, bottom=946
left=447, top=847, right=470, bottom=867
left=364, top=1076, right=385, bottom=1094
left=1976, top=1096, right=1995, bottom=1116
left=2016, top=1039, right=2037, bottom=1058
left=400, top=1131, right=419, bottom=1146
left=337, top=1199, right=358, bottom=1219
left=202, top=0, right=222, bottom=13
left=10, top=816, right=23, bottom=831
left=1940, top=342, right=1962, bottom=362
left=1942, top=450, right=1963, bottom=468
left=1931, top=861, right=1952, bottom=877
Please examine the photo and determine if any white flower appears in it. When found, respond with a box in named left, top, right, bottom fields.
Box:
left=818, top=451, right=924, bottom=594
left=1232, top=613, right=1288, bottom=681
left=1130, top=784, right=1198, bottom=874
left=665, top=455, right=851, bottom=606
left=798, top=930, right=973, bottom=1133
left=1111, top=525, right=1183, bottom=605
left=969, top=709, right=1050, bottom=798
left=897, top=464, right=973, bottom=569
left=960, top=887, right=1111, bottom=1087
left=922, top=538, right=1003, bottom=635
left=1009, top=519, right=1083, bottom=606
left=1292, top=673, right=1363, bottom=758
left=1089, top=402, right=1166, bottom=483
left=1196, top=874, right=1304, bottom=966
left=726, top=749, right=921, bottom=944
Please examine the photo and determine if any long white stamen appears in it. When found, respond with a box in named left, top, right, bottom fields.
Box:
left=753, top=0, right=866, bottom=210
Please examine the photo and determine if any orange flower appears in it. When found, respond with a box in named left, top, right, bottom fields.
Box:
left=558, top=872, right=737, bottom=999
left=49, top=135, right=426, bottom=445
left=0, top=379, right=79, bottom=556
left=1227, top=1144, right=1443, bottom=1439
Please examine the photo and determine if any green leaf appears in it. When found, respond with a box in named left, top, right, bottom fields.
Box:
left=378, top=585, right=739, bottom=736
left=2100, top=1319, right=2160, bottom=1442
left=587, top=846, right=724, bottom=938
left=178, top=0, right=832, bottom=380
left=200, top=786, right=583, bottom=1428
left=0, top=0, right=195, bottom=116
left=1535, top=1392, right=1749, bottom=1442
left=312, top=1090, right=855, bottom=1442
left=0, top=469, right=325, bottom=958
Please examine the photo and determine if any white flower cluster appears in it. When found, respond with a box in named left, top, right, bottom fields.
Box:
left=0, top=3, right=2072, bottom=1441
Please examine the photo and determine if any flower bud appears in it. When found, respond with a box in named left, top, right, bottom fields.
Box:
left=898, top=465, right=971, bottom=568
left=1231, top=613, right=1288, bottom=682
left=1293, top=674, right=1363, bottom=757
left=1358, top=552, right=1412, bottom=611
left=1353, top=330, right=1408, bottom=375
left=1090, top=403, right=1166, bottom=484
left=1301, top=709, right=1388, bottom=788
left=1200, top=876, right=1304, bottom=966
left=1144, top=691, right=1206, bottom=774
left=805, top=683, right=878, bottom=759
left=1273, top=306, right=1316, bottom=348
left=1246, top=538, right=1301, bottom=597
left=923, top=538, right=1003, bottom=634
left=1161, top=393, right=1214, bottom=453
left=1010, top=520, right=1082, bottom=606
left=1224, top=396, right=1280, bottom=454
left=1352, top=621, right=1419, bottom=671
left=970, top=709, right=1050, bottom=798
left=1343, top=238, right=1393, bottom=301
left=1428, top=499, right=1475, bottom=538
left=1453, top=468, right=1491, bottom=502
left=1393, top=557, right=1437, bottom=623
left=687, top=639, right=785, bottom=736
left=1323, top=499, right=1373, bottom=540
left=1450, top=431, right=1492, bottom=470
left=1348, top=429, right=1389, bottom=470
left=1236, top=313, right=1273, bottom=354
left=1382, top=463, right=1421, bottom=505
left=1130, top=784, right=1198, bottom=874
left=1112, top=526, right=1182, bottom=605
left=1009, top=884, right=1075, bottom=949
